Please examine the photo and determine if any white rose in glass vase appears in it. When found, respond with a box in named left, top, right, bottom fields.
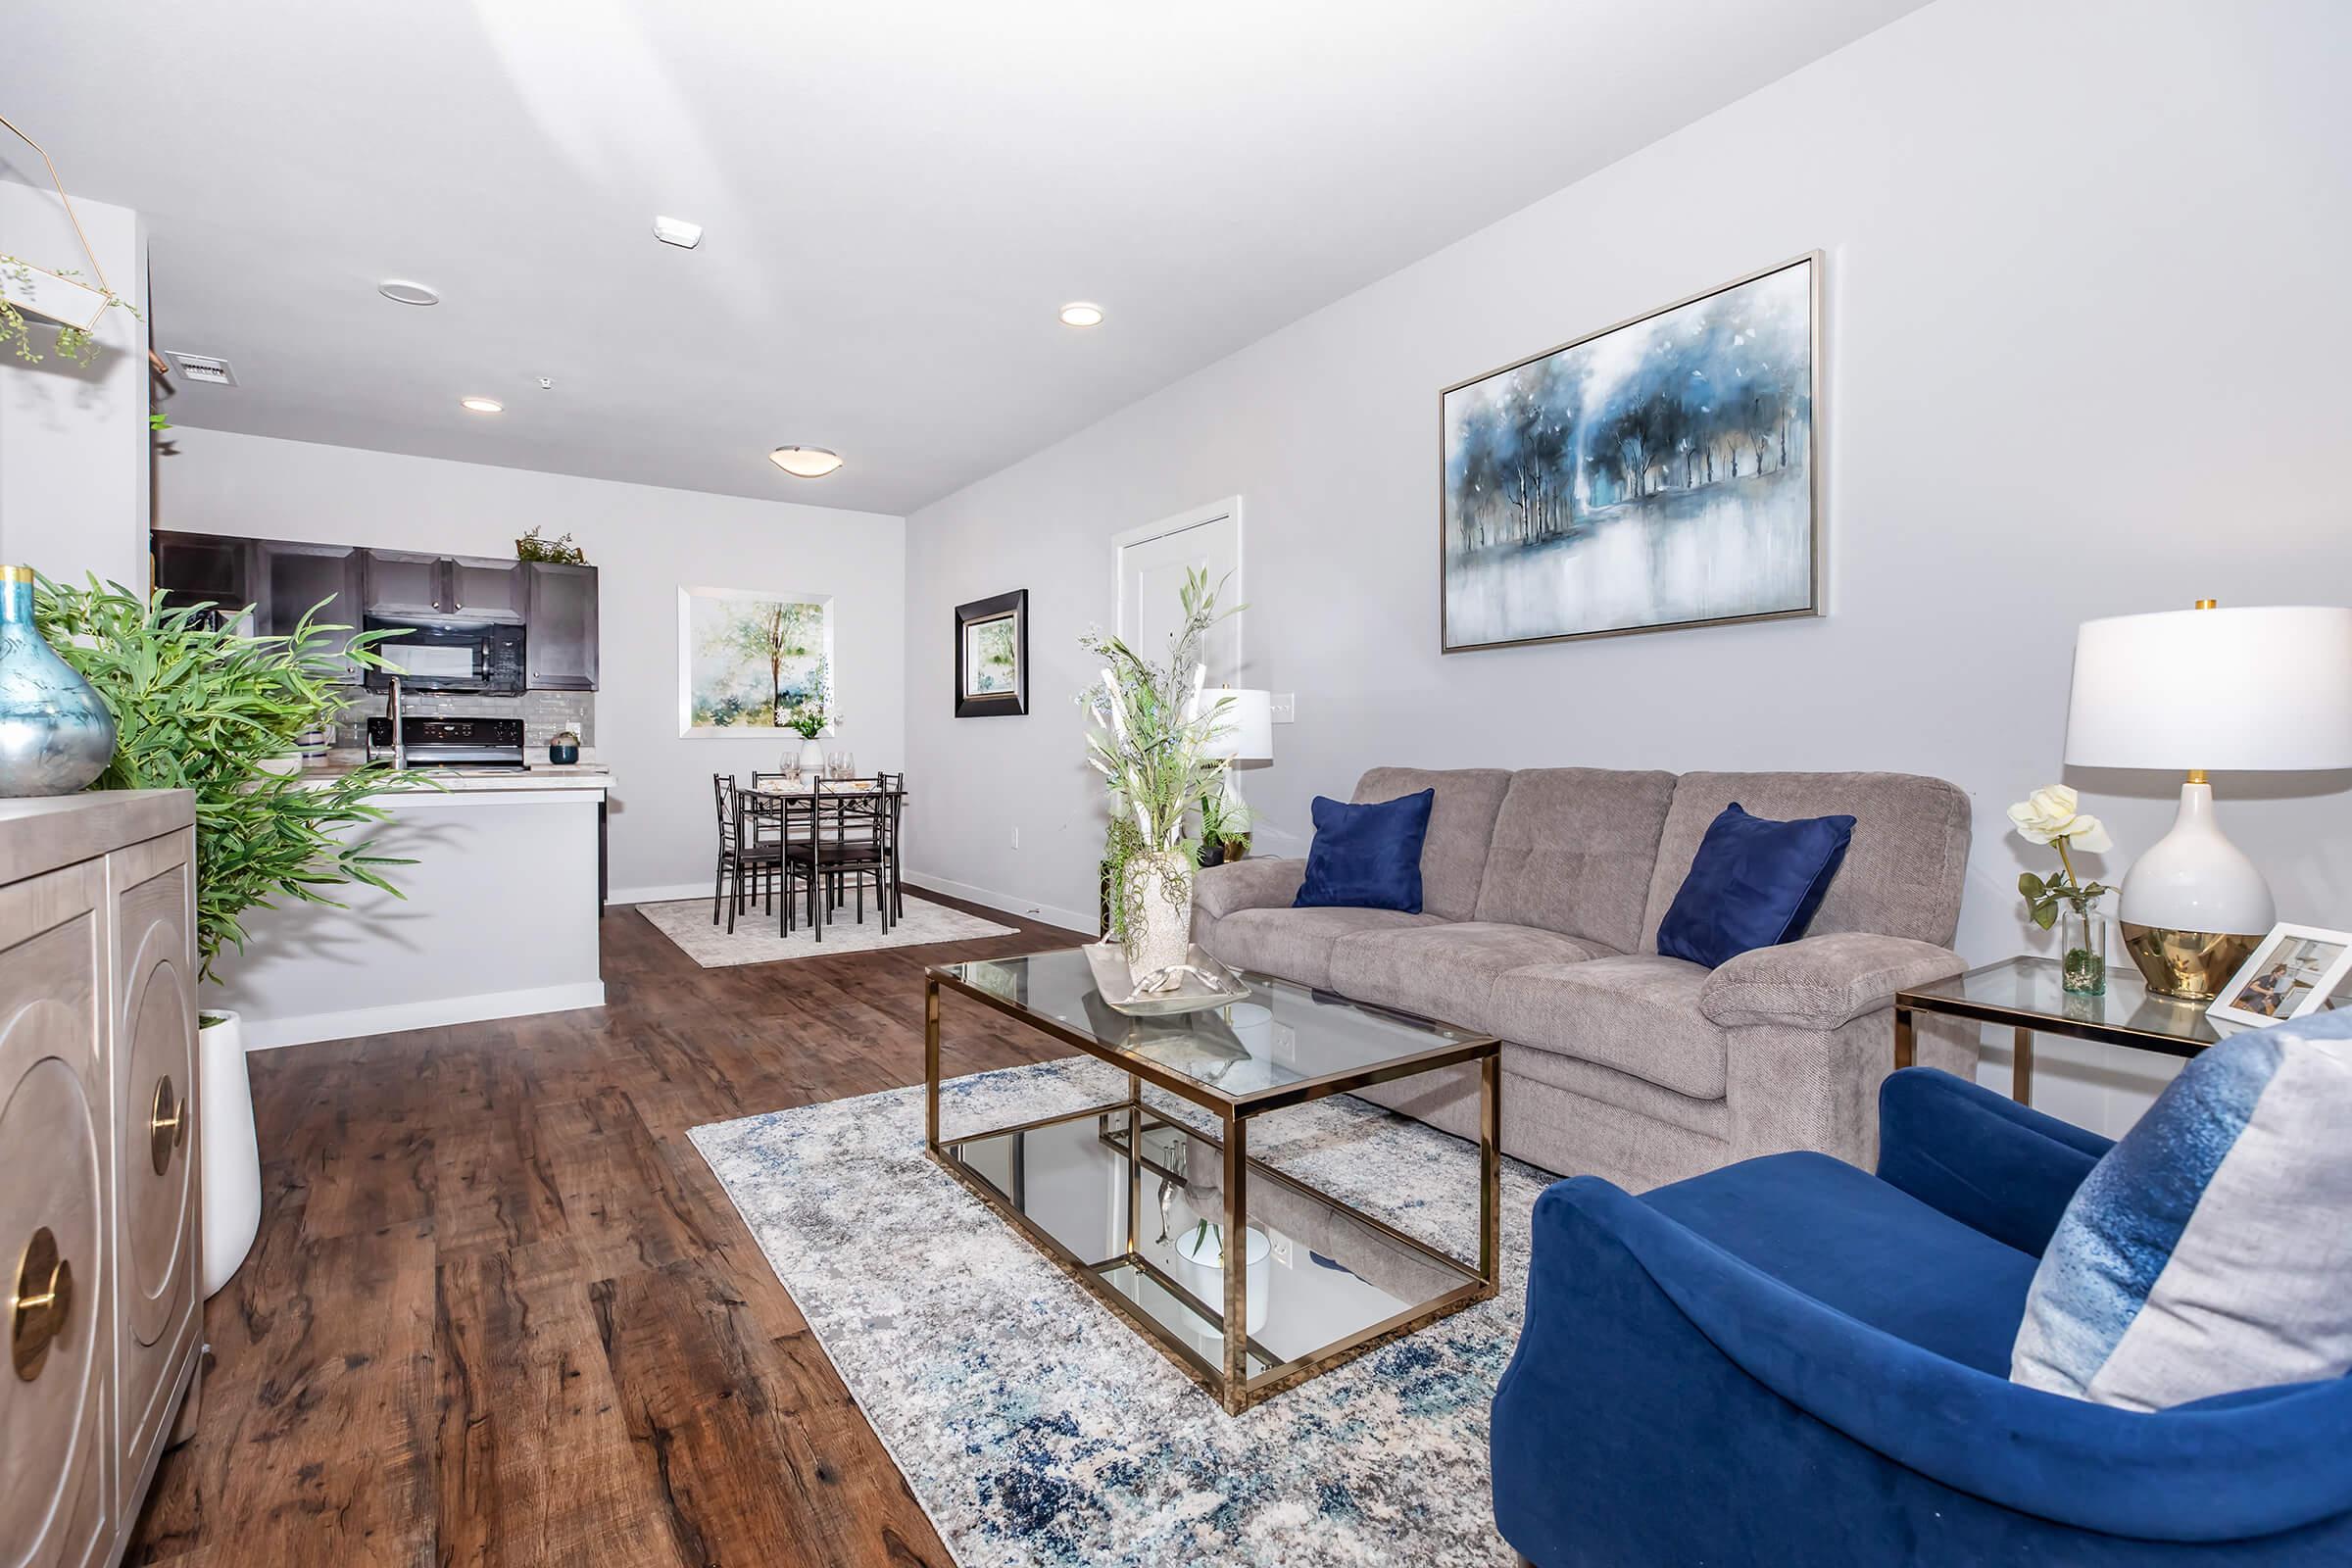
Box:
left=2007, top=782, right=2114, bottom=996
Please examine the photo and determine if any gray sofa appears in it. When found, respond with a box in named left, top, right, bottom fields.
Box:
left=1192, top=767, right=1979, bottom=1191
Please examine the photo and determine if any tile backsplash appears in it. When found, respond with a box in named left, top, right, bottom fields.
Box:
left=333, top=688, right=595, bottom=754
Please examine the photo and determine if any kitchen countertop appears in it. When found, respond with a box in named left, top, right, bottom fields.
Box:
left=296, top=759, right=612, bottom=794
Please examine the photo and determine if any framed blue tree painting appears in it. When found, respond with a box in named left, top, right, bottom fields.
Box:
left=1440, top=253, right=1822, bottom=652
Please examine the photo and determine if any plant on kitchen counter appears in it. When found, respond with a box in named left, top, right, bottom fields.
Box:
left=35, top=577, right=436, bottom=982
left=515, top=525, right=589, bottom=565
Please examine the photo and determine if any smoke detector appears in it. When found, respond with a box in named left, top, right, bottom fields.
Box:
left=168, top=352, right=238, bottom=387
left=653, top=216, right=703, bottom=249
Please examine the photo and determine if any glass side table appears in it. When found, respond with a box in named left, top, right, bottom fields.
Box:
left=1893, top=956, right=2224, bottom=1105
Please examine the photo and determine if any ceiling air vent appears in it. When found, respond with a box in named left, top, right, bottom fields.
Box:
left=168, top=352, right=238, bottom=387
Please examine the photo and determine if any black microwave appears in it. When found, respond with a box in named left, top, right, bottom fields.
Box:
left=362, top=615, right=527, bottom=694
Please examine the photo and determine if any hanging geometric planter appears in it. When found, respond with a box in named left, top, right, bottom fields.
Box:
left=0, top=112, right=137, bottom=364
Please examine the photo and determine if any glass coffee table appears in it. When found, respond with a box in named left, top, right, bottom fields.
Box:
left=924, top=947, right=1500, bottom=1414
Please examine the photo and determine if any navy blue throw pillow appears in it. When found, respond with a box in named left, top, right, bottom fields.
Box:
left=1655, top=803, right=1856, bottom=968
left=1293, top=789, right=1436, bottom=912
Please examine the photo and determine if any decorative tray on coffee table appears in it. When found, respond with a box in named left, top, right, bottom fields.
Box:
left=1083, top=940, right=1251, bottom=1016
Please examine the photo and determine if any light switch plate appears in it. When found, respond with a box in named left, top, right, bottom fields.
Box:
left=1269, top=692, right=1297, bottom=724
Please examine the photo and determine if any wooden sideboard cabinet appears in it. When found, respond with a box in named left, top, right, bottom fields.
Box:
left=0, top=791, right=202, bottom=1568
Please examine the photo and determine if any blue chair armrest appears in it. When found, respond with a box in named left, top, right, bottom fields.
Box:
left=1495, top=1175, right=2352, bottom=1555
left=1875, top=1067, right=2111, bottom=1255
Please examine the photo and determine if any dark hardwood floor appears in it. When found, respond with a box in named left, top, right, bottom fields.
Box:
left=127, top=889, right=1085, bottom=1568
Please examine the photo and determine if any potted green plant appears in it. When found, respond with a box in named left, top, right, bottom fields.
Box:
left=35, top=578, right=431, bottom=1294
left=1080, top=569, right=1237, bottom=989
left=783, top=656, right=837, bottom=773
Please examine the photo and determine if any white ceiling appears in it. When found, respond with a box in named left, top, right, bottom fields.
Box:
left=6, top=0, right=1924, bottom=514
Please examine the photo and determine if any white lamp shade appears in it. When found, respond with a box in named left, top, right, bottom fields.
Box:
left=1194, top=688, right=1273, bottom=763
left=2064, top=605, right=2352, bottom=771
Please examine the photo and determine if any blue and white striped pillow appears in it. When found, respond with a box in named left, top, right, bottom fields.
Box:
left=2011, top=1006, right=2352, bottom=1411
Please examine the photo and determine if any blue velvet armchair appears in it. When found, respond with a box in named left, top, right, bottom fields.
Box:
left=1491, top=1067, right=2352, bottom=1565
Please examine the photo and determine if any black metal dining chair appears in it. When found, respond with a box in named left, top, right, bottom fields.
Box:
left=711, top=774, right=784, bottom=932
left=783, top=778, right=901, bottom=941
left=875, top=771, right=907, bottom=919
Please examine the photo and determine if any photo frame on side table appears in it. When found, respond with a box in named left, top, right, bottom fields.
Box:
left=955, top=589, right=1028, bottom=717
left=2207, top=922, right=2352, bottom=1029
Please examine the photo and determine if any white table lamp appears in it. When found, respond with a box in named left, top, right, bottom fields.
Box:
left=2063, top=601, right=2352, bottom=998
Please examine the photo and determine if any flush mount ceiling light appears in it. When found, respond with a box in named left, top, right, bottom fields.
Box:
left=653, top=215, right=703, bottom=249
left=460, top=396, right=504, bottom=414
left=1058, top=301, right=1105, bottom=327
left=378, top=279, right=440, bottom=306
left=768, top=445, right=843, bottom=478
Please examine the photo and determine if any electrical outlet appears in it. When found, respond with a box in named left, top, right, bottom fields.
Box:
left=1010, top=826, right=1021, bottom=850
left=1269, top=692, right=1297, bottom=724
left=1268, top=1229, right=1294, bottom=1268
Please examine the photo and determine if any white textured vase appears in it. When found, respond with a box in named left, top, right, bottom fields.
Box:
left=1173, top=1222, right=1271, bottom=1336
left=198, top=1011, right=262, bottom=1298
left=1125, top=851, right=1195, bottom=992
left=797, top=736, right=827, bottom=773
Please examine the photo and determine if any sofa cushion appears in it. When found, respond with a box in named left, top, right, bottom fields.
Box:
left=1489, top=956, right=1727, bottom=1101
left=1351, top=767, right=1513, bottom=922
left=1644, top=1151, right=2039, bottom=1375
left=1641, top=771, right=1971, bottom=952
left=1471, top=768, right=1676, bottom=954
left=1655, top=804, right=1855, bottom=967
left=1327, top=922, right=1615, bottom=1032
left=1200, top=906, right=1443, bottom=991
left=1295, top=789, right=1435, bottom=911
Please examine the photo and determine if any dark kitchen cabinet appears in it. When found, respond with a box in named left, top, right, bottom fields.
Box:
left=448, top=556, right=524, bottom=621
left=523, top=561, right=599, bottom=690
left=261, top=543, right=364, bottom=669
left=364, top=549, right=446, bottom=615
left=155, top=531, right=599, bottom=692
left=151, top=531, right=251, bottom=616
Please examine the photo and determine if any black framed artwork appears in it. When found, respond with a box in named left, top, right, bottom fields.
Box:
left=954, top=589, right=1028, bottom=716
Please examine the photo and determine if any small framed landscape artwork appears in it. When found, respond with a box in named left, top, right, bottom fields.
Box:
left=955, top=589, right=1027, bottom=717
left=678, top=585, right=835, bottom=737
left=2208, top=923, right=2352, bottom=1029
left=1441, top=253, right=1822, bottom=653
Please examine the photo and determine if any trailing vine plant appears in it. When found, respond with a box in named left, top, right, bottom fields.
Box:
left=1, top=255, right=138, bottom=365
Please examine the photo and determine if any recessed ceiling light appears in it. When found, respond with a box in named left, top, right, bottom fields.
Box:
left=1059, top=301, right=1105, bottom=327
left=460, top=396, right=504, bottom=414
left=378, top=279, right=440, bottom=306
left=769, top=446, right=843, bottom=478
left=653, top=216, right=704, bottom=249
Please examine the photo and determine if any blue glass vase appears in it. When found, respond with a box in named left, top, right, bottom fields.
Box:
left=0, top=565, right=117, bottom=796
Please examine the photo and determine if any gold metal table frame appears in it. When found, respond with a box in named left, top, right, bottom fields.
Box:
left=923, top=960, right=1501, bottom=1415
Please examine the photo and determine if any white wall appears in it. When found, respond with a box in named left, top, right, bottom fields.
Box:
left=0, top=179, right=150, bottom=587
left=905, top=0, right=2352, bottom=1134
left=165, top=428, right=906, bottom=899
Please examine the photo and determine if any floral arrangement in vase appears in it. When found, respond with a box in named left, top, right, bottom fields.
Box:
left=1080, top=568, right=1236, bottom=990
left=2009, top=784, right=2114, bottom=996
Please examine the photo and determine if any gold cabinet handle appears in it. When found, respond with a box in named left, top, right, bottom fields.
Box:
left=12, top=1227, right=73, bottom=1383
left=150, top=1073, right=187, bottom=1176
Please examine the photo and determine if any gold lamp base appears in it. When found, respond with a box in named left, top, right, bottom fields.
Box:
left=2122, top=922, right=2264, bottom=1002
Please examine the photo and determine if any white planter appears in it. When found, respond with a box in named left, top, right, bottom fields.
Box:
left=198, top=1010, right=262, bottom=1297
left=1174, top=1221, right=1271, bottom=1336
left=1124, top=851, right=1194, bottom=992
left=797, top=736, right=827, bottom=773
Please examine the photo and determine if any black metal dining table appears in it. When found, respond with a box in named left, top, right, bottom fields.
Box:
left=733, top=780, right=908, bottom=937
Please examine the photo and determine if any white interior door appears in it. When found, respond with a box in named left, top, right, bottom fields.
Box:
left=1114, top=498, right=1243, bottom=684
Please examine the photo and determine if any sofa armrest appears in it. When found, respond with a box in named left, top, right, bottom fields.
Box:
left=1698, top=932, right=1966, bottom=1031
left=1193, top=857, right=1306, bottom=920
left=1876, top=1066, right=2111, bottom=1256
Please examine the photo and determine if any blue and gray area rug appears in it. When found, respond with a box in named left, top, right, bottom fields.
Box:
left=690, top=1057, right=1552, bottom=1568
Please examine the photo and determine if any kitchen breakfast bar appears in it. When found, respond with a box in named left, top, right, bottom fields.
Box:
left=208, top=764, right=612, bottom=1050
